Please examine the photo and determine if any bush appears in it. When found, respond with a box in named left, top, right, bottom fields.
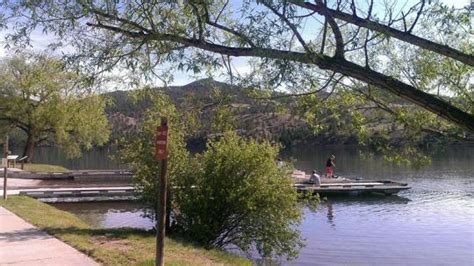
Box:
left=121, top=90, right=304, bottom=259
left=173, top=133, right=303, bottom=259
left=119, top=89, right=191, bottom=222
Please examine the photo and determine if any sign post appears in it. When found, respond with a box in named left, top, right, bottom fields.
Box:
left=155, top=118, right=168, bottom=266
left=3, top=136, right=8, bottom=200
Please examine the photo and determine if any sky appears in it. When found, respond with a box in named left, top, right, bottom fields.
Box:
left=0, top=0, right=470, bottom=88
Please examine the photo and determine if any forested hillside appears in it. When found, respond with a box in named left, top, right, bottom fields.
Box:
left=105, top=78, right=320, bottom=147
left=105, top=78, right=463, bottom=148
left=5, top=78, right=467, bottom=150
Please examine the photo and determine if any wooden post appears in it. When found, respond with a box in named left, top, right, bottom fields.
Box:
left=155, top=118, right=168, bottom=266
left=3, top=136, right=8, bottom=200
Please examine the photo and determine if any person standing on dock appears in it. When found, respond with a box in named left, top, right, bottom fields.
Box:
left=325, top=154, right=336, bottom=178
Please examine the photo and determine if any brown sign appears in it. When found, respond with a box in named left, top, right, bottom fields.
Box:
left=155, top=125, right=168, bottom=160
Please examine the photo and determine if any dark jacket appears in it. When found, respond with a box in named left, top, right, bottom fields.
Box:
left=326, top=158, right=335, bottom=167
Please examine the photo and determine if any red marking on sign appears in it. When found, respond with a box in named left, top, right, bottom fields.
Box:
left=155, top=125, right=168, bottom=160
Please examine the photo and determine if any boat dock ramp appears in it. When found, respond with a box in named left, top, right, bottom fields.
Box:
left=9, top=170, right=133, bottom=181
left=17, top=187, right=136, bottom=202
left=3, top=169, right=410, bottom=202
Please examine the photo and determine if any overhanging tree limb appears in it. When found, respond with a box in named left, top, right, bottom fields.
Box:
left=355, top=87, right=474, bottom=144
left=202, top=4, right=256, bottom=48
left=86, top=21, right=474, bottom=131
left=260, top=1, right=311, bottom=52
left=288, top=1, right=474, bottom=66
left=314, top=0, right=345, bottom=58
left=323, top=57, right=474, bottom=131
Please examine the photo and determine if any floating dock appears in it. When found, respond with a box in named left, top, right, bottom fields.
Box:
left=290, top=170, right=410, bottom=195
left=5, top=169, right=410, bottom=201
left=9, top=170, right=133, bottom=181
left=294, top=180, right=410, bottom=195
left=17, top=187, right=136, bottom=202
left=13, top=179, right=410, bottom=203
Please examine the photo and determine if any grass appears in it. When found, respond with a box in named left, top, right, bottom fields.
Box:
left=0, top=196, right=251, bottom=266
left=20, top=163, right=69, bottom=172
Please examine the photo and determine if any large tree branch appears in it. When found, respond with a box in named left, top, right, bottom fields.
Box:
left=355, top=87, right=474, bottom=143
left=205, top=20, right=256, bottom=48
left=0, top=116, right=30, bottom=132
left=314, top=0, right=344, bottom=58
left=408, top=0, right=425, bottom=33
left=202, top=4, right=256, bottom=48
left=289, top=1, right=474, bottom=66
left=86, top=22, right=474, bottom=131
left=260, top=1, right=310, bottom=52
left=249, top=72, right=340, bottom=100
left=188, top=1, right=204, bottom=40
left=79, top=2, right=151, bottom=34
left=326, top=58, right=474, bottom=131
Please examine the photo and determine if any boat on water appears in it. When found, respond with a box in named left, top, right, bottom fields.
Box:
left=291, top=170, right=410, bottom=196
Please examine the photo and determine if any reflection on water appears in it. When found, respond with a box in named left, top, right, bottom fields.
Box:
left=52, top=201, right=154, bottom=230
left=288, top=145, right=474, bottom=265
left=325, top=202, right=334, bottom=228
left=47, top=145, right=473, bottom=265
left=298, top=191, right=473, bottom=265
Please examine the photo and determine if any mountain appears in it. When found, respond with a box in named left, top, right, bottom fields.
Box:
left=106, top=78, right=464, bottom=147
left=104, top=78, right=328, bottom=146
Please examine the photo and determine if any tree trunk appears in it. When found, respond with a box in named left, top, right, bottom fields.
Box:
left=22, top=134, right=36, bottom=163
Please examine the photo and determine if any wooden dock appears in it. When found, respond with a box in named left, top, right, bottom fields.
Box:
left=291, top=170, right=410, bottom=195
left=9, top=170, right=133, bottom=181
left=12, top=179, right=409, bottom=203
left=17, top=187, right=136, bottom=203
left=294, top=180, right=410, bottom=195
left=6, top=169, right=410, bottom=201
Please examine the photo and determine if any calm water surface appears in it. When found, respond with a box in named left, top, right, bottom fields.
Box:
left=53, top=201, right=155, bottom=230
left=47, top=145, right=473, bottom=265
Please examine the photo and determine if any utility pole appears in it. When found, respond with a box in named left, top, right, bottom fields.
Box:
left=155, top=118, right=168, bottom=266
left=3, top=136, right=8, bottom=200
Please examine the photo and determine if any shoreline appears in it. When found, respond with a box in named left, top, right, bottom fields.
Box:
left=0, top=196, right=251, bottom=265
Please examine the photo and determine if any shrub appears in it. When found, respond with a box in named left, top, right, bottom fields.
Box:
left=121, top=90, right=304, bottom=259
left=119, top=89, right=191, bottom=222
left=173, top=133, right=303, bottom=259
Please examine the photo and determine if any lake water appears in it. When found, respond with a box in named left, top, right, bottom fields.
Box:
left=53, top=201, right=155, bottom=229
left=46, top=145, right=474, bottom=265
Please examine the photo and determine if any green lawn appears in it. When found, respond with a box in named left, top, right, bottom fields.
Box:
left=0, top=196, right=251, bottom=266
left=20, top=163, right=69, bottom=172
